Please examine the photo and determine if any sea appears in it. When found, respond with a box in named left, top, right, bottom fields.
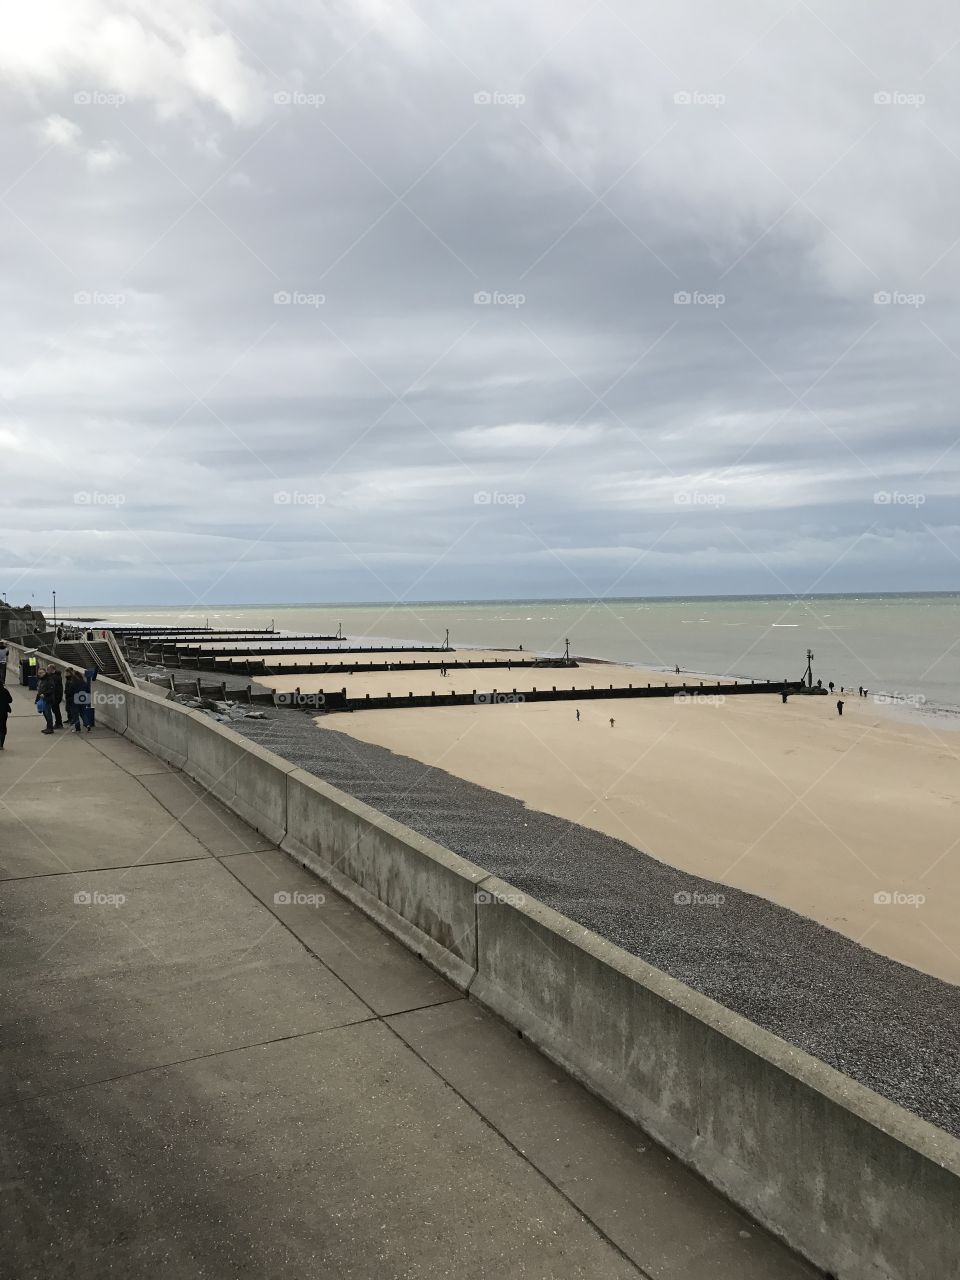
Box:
left=66, top=593, right=960, bottom=722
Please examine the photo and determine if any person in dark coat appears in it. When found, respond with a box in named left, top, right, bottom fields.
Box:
left=64, top=670, right=84, bottom=728
left=0, top=684, right=12, bottom=747
left=75, top=668, right=97, bottom=732
left=36, top=668, right=57, bottom=734
left=50, top=668, right=64, bottom=729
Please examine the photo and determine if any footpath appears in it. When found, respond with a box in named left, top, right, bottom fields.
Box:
left=0, top=680, right=817, bottom=1279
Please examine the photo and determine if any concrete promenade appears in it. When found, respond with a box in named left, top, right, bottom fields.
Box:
left=1, top=681, right=818, bottom=1279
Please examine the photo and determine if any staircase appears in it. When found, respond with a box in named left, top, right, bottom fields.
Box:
left=54, top=639, right=126, bottom=681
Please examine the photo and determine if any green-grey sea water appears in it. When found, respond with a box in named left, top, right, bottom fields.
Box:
left=68, top=594, right=960, bottom=716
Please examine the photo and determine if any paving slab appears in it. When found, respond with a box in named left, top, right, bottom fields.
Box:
left=1, top=858, right=371, bottom=1102
left=0, top=771, right=210, bottom=878
left=86, top=733, right=174, bottom=776
left=1, top=1021, right=640, bottom=1280
left=0, top=725, right=118, bottom=782
left=388, top=1000, right=820, bottom=1280
left=224, top=848, right=461, bottom=1015
left=139, top=771, right=276, bottom=855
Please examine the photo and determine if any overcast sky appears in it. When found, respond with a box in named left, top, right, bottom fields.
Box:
left=2, top=1, right=960, bottom=608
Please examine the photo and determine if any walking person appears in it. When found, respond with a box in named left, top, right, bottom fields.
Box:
left=50, top=667, right=64, bottom=729
left=836, top=699, right=844, bottom=717
left=609, top=717, right=615, bottom=728
left=76, top=667, right=97, bottom=732
left=64, top=669, right=83, bottom=729
left=0, top=683, right=11, bottom=748
left=0, top=641, right=8, bottom=687
left=36, top=666, right=57, bottom=734
left=576, top=709, right=580, bottom=722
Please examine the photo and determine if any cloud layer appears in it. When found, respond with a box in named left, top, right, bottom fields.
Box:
left=2, top=0, right=959, bottom=606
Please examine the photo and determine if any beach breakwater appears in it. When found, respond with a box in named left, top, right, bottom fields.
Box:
left=11, top=642, right=958, bottom=1280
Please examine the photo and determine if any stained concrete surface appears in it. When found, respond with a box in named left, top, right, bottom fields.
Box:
left=0, top=681, right=821, bottom=1279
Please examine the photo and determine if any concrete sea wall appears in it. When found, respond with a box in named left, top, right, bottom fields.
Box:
left=11, top=644, right=959, bottom=1280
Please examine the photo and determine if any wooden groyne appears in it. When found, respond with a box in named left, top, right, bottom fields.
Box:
left=186, top=656, right=576, bottom=676
left=281, top=678, right=805, bottom=714
left=148, top=643, right=453, bottom=668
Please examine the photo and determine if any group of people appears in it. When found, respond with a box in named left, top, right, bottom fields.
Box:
left=36, top=665, right=96, bottom=735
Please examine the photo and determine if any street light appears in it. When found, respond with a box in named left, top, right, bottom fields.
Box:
left=52, top=590, right=57, bottom=625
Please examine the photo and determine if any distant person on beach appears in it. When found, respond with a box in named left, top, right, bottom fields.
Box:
left=0, top=642, right=7, bottom=686
left=609, top=717, right=615, bottom=728
left=836, top=699, right=844, bottom=717
left=828, top=681, right=834, bottom=693
left=576, top=709, right=580, bottom=722
left=858, top=686, right=864, bottom=697
left=781, top=689, right=789, bottom=703
left=675, top=664, right=680, bottom=675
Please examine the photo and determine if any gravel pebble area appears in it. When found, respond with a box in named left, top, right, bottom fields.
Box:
left=202, top=688, right=960, bottom=1137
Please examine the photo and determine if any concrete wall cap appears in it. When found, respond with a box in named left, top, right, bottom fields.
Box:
left=287, top=766, right=490, bottom=884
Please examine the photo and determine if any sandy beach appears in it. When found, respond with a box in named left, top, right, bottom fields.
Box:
left=253, top=654, right=960, bottom=986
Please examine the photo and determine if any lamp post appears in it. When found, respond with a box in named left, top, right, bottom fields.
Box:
left=52, top=590, right=57, bottom=626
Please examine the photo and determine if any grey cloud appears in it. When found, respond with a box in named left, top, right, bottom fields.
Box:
left=2, top=1, right=960, bottom=606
